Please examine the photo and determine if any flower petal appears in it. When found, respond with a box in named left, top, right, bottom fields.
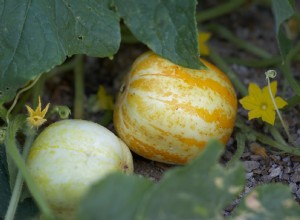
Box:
left=248, top=83, right=262, bottom=96
left=262, top=81, right=277, bottom=97
left=198, top=32, right=211, bottom=43
left=25, top=105, right=34, bottom=116
left=198, top=32, right=211, bottom=56
left=239, top=96, right=259, bottom=110
left=261, top=108, right=276, bottom=125
left=275, top=97, right=288, bottom=109
left=248, top=108, right=262, bottom=120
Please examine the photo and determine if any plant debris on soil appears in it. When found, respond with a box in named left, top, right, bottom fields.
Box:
left=41, top=1, right=300, bottom=214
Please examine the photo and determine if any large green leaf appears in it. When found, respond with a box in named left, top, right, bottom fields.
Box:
left=135, top=140, right=245, bottom=220
left=0, top=0, right=121, bottom=103
left=231, top=183, right=300, bottom=219
left=77, top=173, right=153, bottom=220
left=1, top=0, right=202, bottom=104
left=114, top=0, right=202, bottom=70
left=271, top=0, right=295, bottom=58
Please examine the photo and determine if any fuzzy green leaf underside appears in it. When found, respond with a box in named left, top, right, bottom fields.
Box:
left=231, top=184, right=300, bottom=219
left=77, top=173, right=153, bottom=220
left=135, top=140, right=245, bottom=220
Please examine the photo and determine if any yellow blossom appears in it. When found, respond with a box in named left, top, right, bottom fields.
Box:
left=97, top=85, right=114, bottom=110
left=198, top=32, right=211, bottom=56
left=239, top=81, right=287, bottom=125
left=26, top=97, right=50, bottom=128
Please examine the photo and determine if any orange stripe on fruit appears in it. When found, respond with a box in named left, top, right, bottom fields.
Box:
left=130, top=71, right=236, bottom=111
left=128, top=135, right=188, bottom=165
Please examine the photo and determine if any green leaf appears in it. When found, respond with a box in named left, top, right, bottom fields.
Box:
left=136, top=140, right=246, bottom=220
left=115, top=0, right=202, bottom=69
left=231, top=183, right=300, bottom=219
left=271, top=0, right=295, bottom=58
left=0, top=0, right=121, bottom=103
left=77, top=173, right=153, bottom=220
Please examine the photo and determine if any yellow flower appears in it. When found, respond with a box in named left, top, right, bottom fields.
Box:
left=239, top=81, right=287, bottom=125
left=97, top=85, right=114, bottom=110
left=26, top=97, right=50, bottom=128
left=198, top=32, right=211, bottom=56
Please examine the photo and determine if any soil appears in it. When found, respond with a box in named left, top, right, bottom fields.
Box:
left=41, top=1, right=300, bottom=214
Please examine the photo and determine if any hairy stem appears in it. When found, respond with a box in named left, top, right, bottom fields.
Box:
left=280, top=42, right=300, bottom=96
left=206, top=24, right=272, bottom=59
left=4, top=122, right=54, bottom=219
left=226, top=132, right=246, bottom=167
left=197, top=0, right=246, bottom=23
left=5, top=132, right=36, bottom=220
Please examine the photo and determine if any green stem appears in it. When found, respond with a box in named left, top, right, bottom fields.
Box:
left=6, top=76, right=41, bottom=124
left=74, top=55, right=85, bottom=119
left=280, top=42, right=300, bottom=96
left=0, top=104, right=8, bottom=122
left=4, top=123, right=54, bottom=219
left=224, top=57, right=281, bottom=68
left=255, top=132, right=300, bottom=155
left=197, top=0, right=246, bottom=23
left=286, top=95, right=300, bottom=109
left=206, top=24, right=272, bottom=59
left=209, top=48, right=248, bottom=96
left=268, top=125, right=287, bottom=145
left=32, top=74, right=47, bottom=107
left=236, top=117, right=300, bottom=155
left=5, top=132, right=36, bottom=220
left=226, top=132, right=246, bottom=167
left=265, top=73, right=293, bottom=144
left=46, top=59, right=77, bottom=80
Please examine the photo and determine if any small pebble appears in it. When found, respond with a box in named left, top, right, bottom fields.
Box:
left=250, top=155, right=262, bottom=161
left=246, top=172, right=253, bottom=179
left=241, top=152, right=251, bottom=158
left=294, top=163, right=300, bottom=172
left=296, top=188, right=300, bottom=198
left=282, top=173, right=290, bottom=181
left=243, top=161, right=260, bottom=172
left=284, top=167, right=293, bottom=174
left=291, top=171, right=300, bottom=183
left=282, top=156, right=291, bottom=163
left=244, top=186, right=252, bottom=194
left=261, top=175, right=272, bottom=182
left=269, top=166, right=282, bottom=178
left=273, top=155, right=281, bottom=161
left=290, top=183, right=298, bottom=193
left=253, top=169, right=262, bottom=175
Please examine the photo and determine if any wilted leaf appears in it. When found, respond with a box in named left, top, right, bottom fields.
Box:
left=77, top=173, right=153, bottom=220
left=231, top=183, right=300, bottom=219
left=114, top=0, right=203, bottom=69
left=136, top=140, right=246, bottom=220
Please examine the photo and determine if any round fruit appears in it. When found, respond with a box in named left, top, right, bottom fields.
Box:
left=114, top=51, right=237, bottom=165
left=27, top=119, right=133, bottom=215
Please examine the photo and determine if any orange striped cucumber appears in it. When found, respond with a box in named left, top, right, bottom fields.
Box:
left=114, top=51, right=237, bottom=165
